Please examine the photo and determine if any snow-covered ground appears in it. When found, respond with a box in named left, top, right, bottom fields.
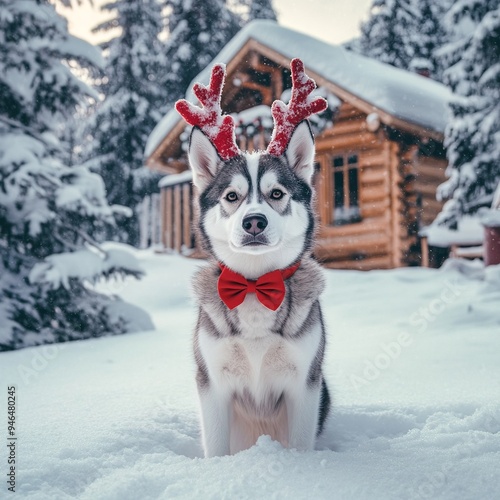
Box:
left=1, top=251, right=500, bottom=499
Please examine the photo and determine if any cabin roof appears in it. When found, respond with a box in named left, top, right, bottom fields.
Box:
left=145, top=20, right=452, bottom=160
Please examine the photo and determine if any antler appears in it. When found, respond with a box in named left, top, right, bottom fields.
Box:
left=267, top=58, right=328, bottom=156
left=175, top=63, right=240, bottom=160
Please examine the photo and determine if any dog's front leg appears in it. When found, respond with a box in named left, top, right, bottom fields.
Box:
left=286, top=383, right=321, bottom=451
left=198, top=387, right=231, bottom=458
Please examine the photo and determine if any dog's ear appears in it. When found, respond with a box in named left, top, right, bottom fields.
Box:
left=188, top=127, right=221, bottom=190
left=285, top=121, right=315, bottom=185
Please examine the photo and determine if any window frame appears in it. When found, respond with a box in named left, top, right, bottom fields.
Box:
left=329, top=152, right=362, bottom=226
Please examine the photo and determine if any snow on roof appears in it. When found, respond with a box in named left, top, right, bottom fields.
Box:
left=145, top=20, right=453, bottom=159
left=421, top=216, right=484, bottom=247
left=158, top=170, right=193, bottom=189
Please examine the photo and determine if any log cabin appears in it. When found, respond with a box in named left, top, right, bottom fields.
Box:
left=144, top=20, right=453, bottom=270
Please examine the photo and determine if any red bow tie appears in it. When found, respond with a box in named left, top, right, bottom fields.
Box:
left=217, top=262, right=300, bottom=311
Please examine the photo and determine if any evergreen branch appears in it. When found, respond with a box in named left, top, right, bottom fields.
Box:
left=53, top=234, right=80, bottom=252
left=61, top=224, right=107, bottom=257
left=0, top=116, right=53, bottom=148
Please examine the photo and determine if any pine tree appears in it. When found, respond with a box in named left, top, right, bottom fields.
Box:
left=85, top=0, right=166, bottom=245
left=436, top=0, right=500, bottom=227
left=408, top=0, right=451, bottom=80
left=247, top=0, right=277, bottom=21
left=0, top=0, right=148, bottom=350
left=360, top=0, right=419, bottom=70
left=163, top=0, right=242, bottom=105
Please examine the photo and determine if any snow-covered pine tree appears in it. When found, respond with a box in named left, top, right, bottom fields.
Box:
left=436, top=0, right=500, bottom=227
left=163, top=0, right=242, bottom=105
left=0, top=0, right=149, bottom=351
left=247, top=0, right=277, bottom=21
left=408, top=0, right=451, bottom=80
left=85, top=0, right=166, bottom=245
left=360, top=0, right=419, bottom=71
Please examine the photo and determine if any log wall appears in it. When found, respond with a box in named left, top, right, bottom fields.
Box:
left=314, top=103, right=398, bottom=270
left=313, top=102, right=447, bottom=270
left=160, top=179, right=195, bottom=253
left=413, top=156, right=447, bottom=227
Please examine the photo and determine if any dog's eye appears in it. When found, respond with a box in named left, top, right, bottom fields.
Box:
left=270, top=189, right=284, bottom=200
left=225, top=191, right=239, bottom=202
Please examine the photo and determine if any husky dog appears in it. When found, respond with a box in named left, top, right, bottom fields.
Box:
left=176, top=59, right=330, bottom=457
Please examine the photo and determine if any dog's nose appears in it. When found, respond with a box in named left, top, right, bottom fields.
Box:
left=242, top=214, right=268, bottom=236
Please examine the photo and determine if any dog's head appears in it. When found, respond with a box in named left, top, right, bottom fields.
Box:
left=189, top=121, right=316, bottom=277
left=175, top=58, right=326, bottom=278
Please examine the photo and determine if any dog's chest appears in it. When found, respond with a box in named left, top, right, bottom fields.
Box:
left=207, top=333, right=298, bottom=390
left=201, top=297, right=300, bottom=390
left=235, top=294, right=277, bottom=338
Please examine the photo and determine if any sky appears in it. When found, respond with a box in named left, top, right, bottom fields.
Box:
left=60, top=0, right=373, bottom=46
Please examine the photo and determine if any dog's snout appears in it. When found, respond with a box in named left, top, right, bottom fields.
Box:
left=242, top=214, right=268, bottom=236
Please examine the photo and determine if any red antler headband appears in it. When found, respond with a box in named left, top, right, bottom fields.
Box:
left=175, top=63, right=240, bottom=160
left=267, top=58, right=327, bottom=156
left=175, top=58, right=327, bottom=159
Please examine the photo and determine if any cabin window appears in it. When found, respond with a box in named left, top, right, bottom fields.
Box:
left=331, top=154, right=361, bottom=225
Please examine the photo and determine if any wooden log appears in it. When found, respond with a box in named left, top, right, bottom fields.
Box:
left=321, top=254, right=393, bottom=271
left=360, top=198, right=390, bottom=218
left=271, top=65, right=283, bottom=101
left=359, top=152, right=389, bottom=168
left=316, top=131, right=380, bottom=151
left=165, top=187, right=173, bottom=250
left=315, top=155, right=332, bottom=226
left=174, top=184, right=182, bottom=252
left=416, top=156, right=448, bottom=168
left=415, top=182, right=439, bottom=197
left=336, top=105, right=365, bottom=121
left=160, top=190, right=167, bottom=249
left=360, top=168, right=389, bottom=185
left=319, top=233, right=391, bottom=253
left=421, top=236, right=429, bottom=267
left=318, top=214, right=390, bottom=238
left=324, top=118, right=368, bottom=136
left=182, top=183, right=192, bottom=249
left=360, top=183, right=390, bottom=203
left=315, top=240, right=390, bottom=261
left=414, top=162, right=447, bottom=179
left=415, top=166, right=446, bottom=180
left=388, top=141, right=402, bottom=267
